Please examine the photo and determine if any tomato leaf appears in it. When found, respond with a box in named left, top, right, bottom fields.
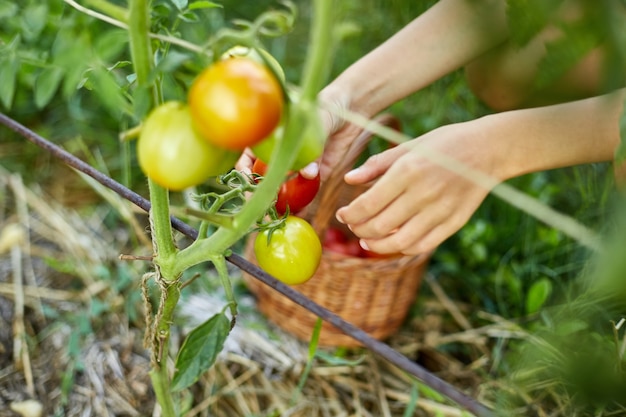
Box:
left=0, top=0, right=18, bottom=19
left=188, top=1, right=222, bottom=10
left=35, top=66, right=64, bottom=109
left=90, top=66, right=132, bottom=118
left=94, top=29, right=128, bottom=63
left=170, top=0, right=188, bottom=11
left=525, top=278, right=553, bottom=315
left=0, top=56, right=18, bottom=109
left=21, top=3, right=48, bottom=42
left=171, top=312, right=230, bottom=392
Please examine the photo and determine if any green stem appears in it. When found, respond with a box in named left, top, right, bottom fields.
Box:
left=300, top=0, right=334, bottom=101
left=149, top=280, right=181, bottom=417
left=128, top=0, right=177, bottom=269
left=128, top=0, right=178, bottom=415
left=84, top=0, right=129, bottom=23
left=213, top=256, right=237, bottom=324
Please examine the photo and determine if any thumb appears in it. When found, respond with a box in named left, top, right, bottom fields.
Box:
left=344, top=146, right=405, bottom=185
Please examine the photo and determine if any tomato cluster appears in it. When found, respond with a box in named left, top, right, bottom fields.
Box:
left=136, top=50, right=325, bottom=286
left=137, top=54, right=285, bottom=191
left=323, top=226, right=397, bottom=259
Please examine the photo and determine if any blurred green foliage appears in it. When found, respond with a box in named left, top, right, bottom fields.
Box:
left=0, top=1, right=624, bottom=413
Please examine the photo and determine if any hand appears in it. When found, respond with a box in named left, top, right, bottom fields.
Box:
left=335, top=121, right=497, bottom=255
left=235, top=86, right=357, bottom=181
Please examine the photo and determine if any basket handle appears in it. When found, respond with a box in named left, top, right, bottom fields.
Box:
left=308, top=113, right=402, bottom=237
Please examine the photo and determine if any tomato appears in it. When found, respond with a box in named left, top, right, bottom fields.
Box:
left=252, top=115, right=325, bottom=171
left=188, top=57, right=284, bottom=150
left=252, top=159, right=320, bottom=215
left=323, top=227, right=347, bottom=246
left=254, top=216, right=322, bottom=285
left=321, top=226, right=399, bottom=258
left=322, top=227, right=361, bottom=257
left=137, top=101, right=240, bottom=191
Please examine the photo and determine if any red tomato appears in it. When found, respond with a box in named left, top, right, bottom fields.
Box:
left=188, top=57, right=284, bottom=150
left=323, top=227, right=348, bottom=246
left=252, top=159, right=320, bottom=215
left=324, top=239, right=363, bottom=257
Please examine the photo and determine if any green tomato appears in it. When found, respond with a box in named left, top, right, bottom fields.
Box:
left=252, top=116, right=325, bottom=171
left=254, top=216, right=322, bottom=285
left=137, top=101, right=240, bottom=191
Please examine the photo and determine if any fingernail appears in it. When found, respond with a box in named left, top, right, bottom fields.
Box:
left=301, top=162, right=319, bottom=179
left=344, top=167, right=361, bottom=180
left=336, top=212, right=345, bottom=224
left=359, top=240, right=369, bottom=251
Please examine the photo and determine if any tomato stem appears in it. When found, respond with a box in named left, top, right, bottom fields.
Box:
left=212, top=255, right=238, bottom=327
left=184, top=208, right=235, bottom=229
left=83, top=0, right=129, bottom=23
left=300, top=0, right=335, bottom=101
left=128, top=0, right=179, bottom=415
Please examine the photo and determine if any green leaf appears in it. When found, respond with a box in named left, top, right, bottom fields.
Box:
left=90, top=66, right=132, bottom=118
left=21, top=3, right=48, bottom=42
left=0, top=56, right=18, bottom=109
left=171, top=312, right=230, bottom=392
left=525, top=278, right=552, bottom=315
left=52, top=28, right=90, bottom=98
left=170, top=0, right=188, bottom=11
left=316, top=351, right=366, bottom=367
left=34, top=66, right=64, bottom=109
left=94, top=29, right=129, bottom=63
left=555, top=318, right=588, bottom=336
left=188, top=1, right=222, bottom=10
left=154, top=49, right=192, bottom=74
left=0, top=0, right=18, bottom=19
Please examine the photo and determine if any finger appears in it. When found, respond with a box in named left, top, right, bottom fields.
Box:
left=336, top=150, right=411, bottom=225
left=235, top=148, right=256, bottom=174
left=344, top=145, right=408, bottom=185
left=336, top=174, right=407, bottom=226
left=359, top=211, right=442, bottom=255
left=347, top=194, right=415, bottom=240
left=299, top=161, right=319, bottom=179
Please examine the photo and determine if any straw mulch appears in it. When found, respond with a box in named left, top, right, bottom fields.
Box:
left=0, top=168, right=522, bottom=417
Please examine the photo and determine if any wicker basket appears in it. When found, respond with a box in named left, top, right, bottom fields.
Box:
left=243, top=114, right=430, bottom=347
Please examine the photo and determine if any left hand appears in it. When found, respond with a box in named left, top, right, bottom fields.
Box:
left=335, top=121, right=498, bottom=255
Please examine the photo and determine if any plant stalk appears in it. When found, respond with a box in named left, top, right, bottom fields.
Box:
left=128, top=0, right=179, bottom=415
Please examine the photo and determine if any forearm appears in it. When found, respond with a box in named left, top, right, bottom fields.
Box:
left=323, top=0, right=509, bottom=117
left=483, top=89, right=625, bottom=181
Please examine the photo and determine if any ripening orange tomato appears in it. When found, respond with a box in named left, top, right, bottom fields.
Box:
left=188, top=57, right=284, bottom=150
